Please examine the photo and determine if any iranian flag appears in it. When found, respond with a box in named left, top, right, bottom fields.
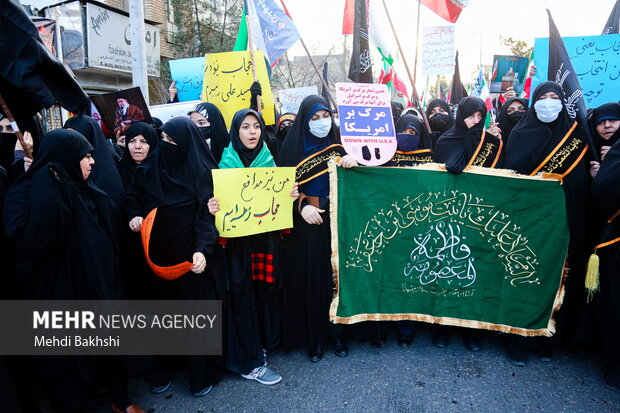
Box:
left=419, top=0, right=469, bottom=23
left=471, top=68, right=494, bottom=128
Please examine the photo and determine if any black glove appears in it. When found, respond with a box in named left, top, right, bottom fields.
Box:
left=250, top=81, right=262, bottom=98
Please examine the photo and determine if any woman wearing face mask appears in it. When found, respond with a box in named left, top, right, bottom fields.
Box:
left=496, top=97, right=528, bottom=145
left=125, top=117, right=226, bottom=397
left=425, top=98, right=455, bottom=146
left=588, top=102, right=620, bottom=178
left=208, top=109, right=299, bottom=385
left=3, top=129, right=141, bottom=412
left=188, top=102, right=230, bottom=164
left=504, top=81, right=590, bottom=362
left=278, top=95, right=357, bottom=362
left=434, top=97, right=504, bottom=174
left=385, top=114, right=434, bottom=167
left=276, top=113, right=296, bottom=146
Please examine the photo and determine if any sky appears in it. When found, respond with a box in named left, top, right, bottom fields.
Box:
left=284, top=0, right=617, bottom=91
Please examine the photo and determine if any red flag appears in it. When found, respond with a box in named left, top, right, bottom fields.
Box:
left=419, top=0, right=468, bottom=23
left=343, top=0, right=355, bottom=34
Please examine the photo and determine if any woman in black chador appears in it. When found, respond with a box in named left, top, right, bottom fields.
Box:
left=434, top=96, right=503, bottom=174
left=125, top=116, right=225, bottom=397
left=278, top=95, right=357, bottom=362
left=3, top=129, right=130, bottom=412
left=504, top=81, right=590, bottom=362
left=425, top=98, right=455, bottom=146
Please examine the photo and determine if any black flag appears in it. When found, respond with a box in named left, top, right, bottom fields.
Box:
left=547, top=9, right=596, bottom=159
left=321, top=62, right=330, bottom=101
left=0, top=0, right=90, bottom=123
left=602, top=0, right=620, bottom=34
left=348, top=0, right=373, bottom=83
left=450, top=51, right=467, bottom=105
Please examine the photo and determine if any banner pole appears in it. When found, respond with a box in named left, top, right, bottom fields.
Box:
left=381, top=0, right=432, bottom=134
left=245, top=12, right=262, bottom=112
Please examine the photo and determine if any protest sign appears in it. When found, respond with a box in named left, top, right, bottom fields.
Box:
left=330, top=165, right=569, bottom=337
left=421, top=26, right=455, bottom=75
left=212, top=167, right=295, bottom=238
left=91, top=87, right=152, bottom=138
left=531, top=34, right=620, bottom=108
left=148, top=100, right=201, bottom=124
left=489, top=55, right=530, bottom=93
left=335, top=82, right=397, bottom=166
left=278, top=86, right=318, bottom=114
left=169, top=57, right=205, bottom=102
left=201, top=51, right=275, bottom=128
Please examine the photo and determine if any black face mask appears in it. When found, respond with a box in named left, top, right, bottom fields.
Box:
left=428, top=113, right=451, bottom=131
left=507, top=111, right=526, bottom=125
left=198, top=125, right=211, bottom=140
left=159, top=141, right=185, bottom=168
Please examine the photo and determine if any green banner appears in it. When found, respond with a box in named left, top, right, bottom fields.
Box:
left=329, top=165, right=569, bottom=337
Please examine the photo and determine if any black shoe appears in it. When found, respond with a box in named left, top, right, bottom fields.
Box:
left=191, top=385, right=212, bottom=398
left=463, top=334, right=481, bottom=352
left=536, top=344, right=553, bottom=362
left=433, top=332, right=450, bottom=348
left=505, top=342, right=527, bottom=367
left=398, top=334, right=413, bottom=347
left=604, top=371, right=620, bottom=392
left=333, top=337, right=349, bottom=357
left=309, top=342, right=323, bottom=362
left=150, top=371, right=174, bottom=394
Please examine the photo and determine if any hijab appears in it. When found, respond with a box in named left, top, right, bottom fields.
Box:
left=433, top=97, right=488, bottom=173
left=276, top=112, right=296, bottom=145
left=395, top=114, right=432, bottom=151
left=425, top=98, right=455, bottom=134
left=504, top=81, right=579, bottom=174
left=117, top=122, right=159, bottom=188
left=590, top=102, right=620, bottom=152
left=64, top=115, right=124, bottom=206
left=219, top=109, right=274, bottom=169
left=188, top=102, right=230, bottom=163
left=278, top=95, right=339, bottom=197
left=496, top=97, right=528, bottom=145
left=137, top=117, right=216, bottom=207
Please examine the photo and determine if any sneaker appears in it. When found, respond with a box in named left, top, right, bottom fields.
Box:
left=241, top=365, right=282, bottom=385
left=150, top=371, right=175, bottom=394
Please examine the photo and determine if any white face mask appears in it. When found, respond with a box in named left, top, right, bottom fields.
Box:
left=534, top=98, right=563, bottom=123
left=308, top=117, right=332, bottom=138
left=334, top=117, right=340, bottom=128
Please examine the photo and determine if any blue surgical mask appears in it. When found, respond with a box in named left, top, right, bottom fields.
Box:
left=308, top=117, right=332, bottom=138
left=534, top=98, right=563, bottom=123
left=396, top=133, right=420, bottom=152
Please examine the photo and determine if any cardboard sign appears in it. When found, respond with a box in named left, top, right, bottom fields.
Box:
left=212, top=167, right=295, bottom=238
left=278, top=86, right=318, bottom=114
left=421, top=26, right=455, bottom=76
left=169, top=57, right=205, bottom=102
left=201, top=50, right=275, bottom=128
left=335, top=83, right=396, bottom=166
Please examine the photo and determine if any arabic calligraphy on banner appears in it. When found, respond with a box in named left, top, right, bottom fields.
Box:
left=532, top=34, right=620, bottom=108
left=331, top=166, right=570, bottom=336
left=335, top=83, right=397, bottom=166
left=421, top=26, right=455, bottom=76
left=212, top=167, right=295, bottom=237
left=201, top=51, right=275, bottom=128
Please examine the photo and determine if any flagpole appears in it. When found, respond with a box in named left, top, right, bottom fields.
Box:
left=381, top=0, right=432, bottom=134
left=413, top=0, right=422, bottom=86
left=245, top=12, right=262, bottom=112
left=278, top=0, right=337, bottom=110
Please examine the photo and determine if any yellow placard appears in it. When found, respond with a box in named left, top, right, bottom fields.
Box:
left=213, top=167, right=295, bottom=238
left=201, top=50, right=275, bottom=128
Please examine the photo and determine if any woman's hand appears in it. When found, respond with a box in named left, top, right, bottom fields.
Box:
left=129, top=216, right=143, bottom=232
left=208, top=197, right=220, bottom=215
left=487, top=123, right=502, bottom=139
left=337, top=155, right=358, bottom=169
left=24, top=156, right=32, bottom=172
left=290, top=182, right=299, bottom=200
left=503, top=87, right=516, bottom=100
left=301, top=205, right=325, bottom=225
left=590, top=161, right=600, bottom=178
left=191, top=252, right=206, bottom=274
left=601, top=146, right=611, bottom=162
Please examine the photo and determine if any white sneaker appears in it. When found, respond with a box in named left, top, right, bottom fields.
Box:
left=241, top=364, right=282, bottom=385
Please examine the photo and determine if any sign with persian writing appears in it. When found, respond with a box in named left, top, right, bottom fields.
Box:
left=201, top=50, right=275, bottom=128
left=169, top=57, right=205, bottom=102
left=421, top=26, right=455, bottom=75
left=335, top=82, right=397, bottom=166
left=330, top=165, right=569, bottom=337
left=85, top=3, right=160, bottom=76
left=531, top=34, right=620, bottom=108
left=213, top=167, right=295, bottom=238
left=278, top=86, right=318, bottom=114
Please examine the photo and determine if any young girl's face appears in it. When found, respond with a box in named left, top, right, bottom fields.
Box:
left=239, top=114, right=261, bottom=149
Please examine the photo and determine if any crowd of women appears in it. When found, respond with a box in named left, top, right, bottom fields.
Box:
left=0, top=79, right=618, bottom=412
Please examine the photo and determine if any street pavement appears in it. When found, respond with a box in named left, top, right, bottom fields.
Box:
left=89, top=325, right=620, bottom=413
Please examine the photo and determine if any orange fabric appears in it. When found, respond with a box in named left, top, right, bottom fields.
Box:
left=530, top=121, right=578, bottom=176
left=140, top=208, right=194, bottom=280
